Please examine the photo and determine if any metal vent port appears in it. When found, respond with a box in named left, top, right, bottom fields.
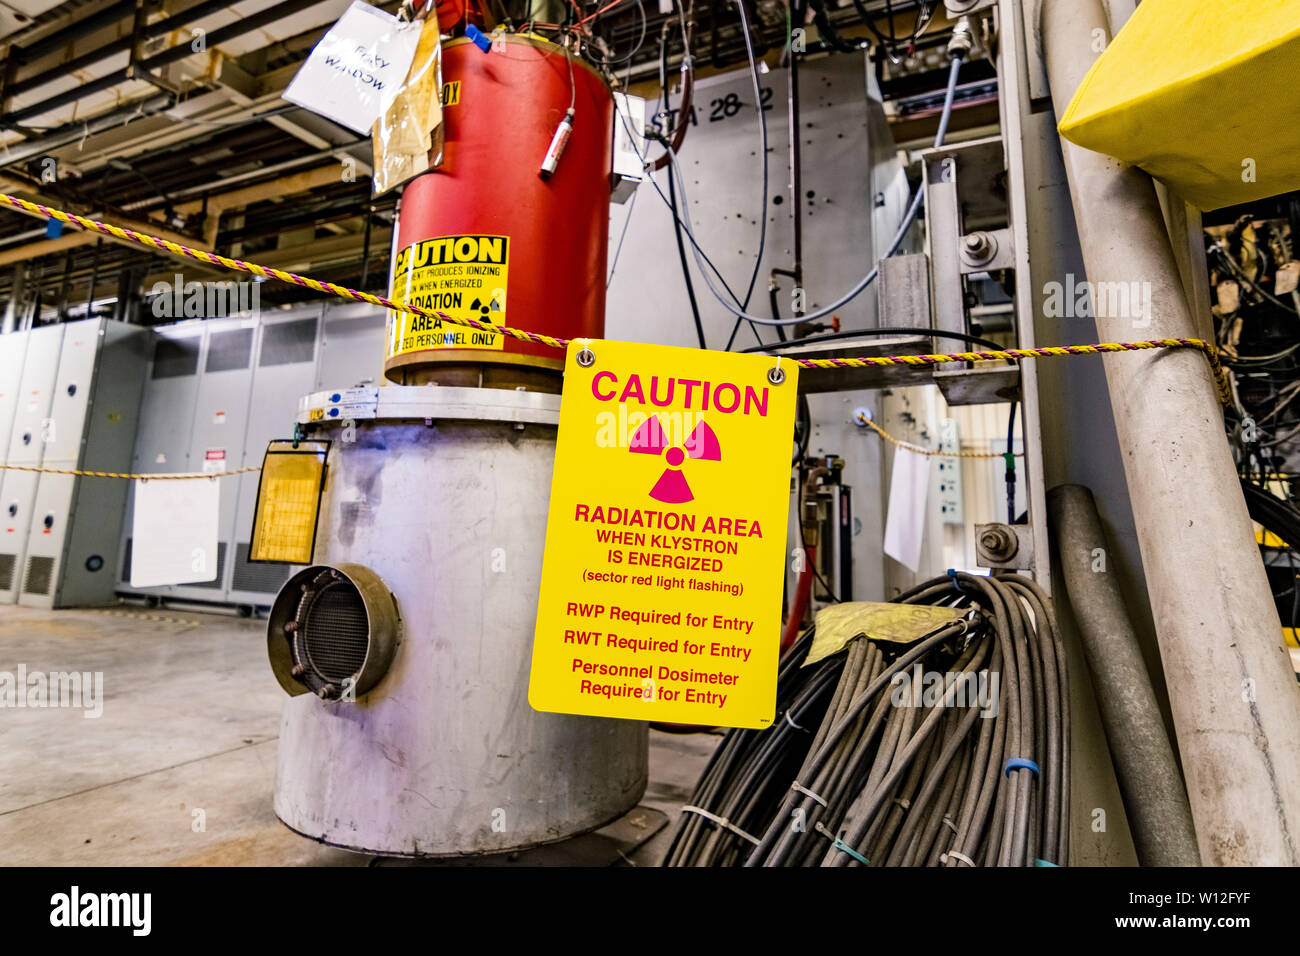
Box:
left=300, top=576, right=370, bottom=684
left=23, top=555, right=54, bottom=596
left=267, top=563, right=399, bottom=701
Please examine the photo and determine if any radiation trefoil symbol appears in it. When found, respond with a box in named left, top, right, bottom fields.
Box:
left=630, top=417, right=721, bottom=504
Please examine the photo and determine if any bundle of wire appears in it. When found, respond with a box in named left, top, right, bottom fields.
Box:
left=663, top=572, right=1069, bottom=867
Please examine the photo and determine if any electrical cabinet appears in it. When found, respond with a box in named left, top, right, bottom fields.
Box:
left=0, top=320, right=149, bottom=607
left=118, top=302, right=386, bottom=609
left=19, top=319, right=149, bottom=608
left=0, top=329, right=30, bottom=596
left=0, top=324, right=65, bottom=602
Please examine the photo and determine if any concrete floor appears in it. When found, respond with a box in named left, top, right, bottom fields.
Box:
left=0, top=604, right=716, bottom=866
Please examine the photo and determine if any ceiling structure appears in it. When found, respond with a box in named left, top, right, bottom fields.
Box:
left=0, top=0, right=992, bottom=322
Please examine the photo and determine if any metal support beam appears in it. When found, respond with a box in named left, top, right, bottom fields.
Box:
left=1042, top=0, right=1300, bottom=865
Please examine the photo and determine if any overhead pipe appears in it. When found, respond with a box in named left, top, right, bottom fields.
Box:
left=4, top=0, right=326, bottom=126
left=0, top=95, right=174, bottom=171
left=1048, top=484, right=1200, bottom=866
left=4, top=0, right=252, bottom=101
left=5, top=0, right=138, bottom=66
left=1041, top=0, right=1300, bottom=865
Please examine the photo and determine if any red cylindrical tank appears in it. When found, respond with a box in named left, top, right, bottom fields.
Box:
left=387, top=34, right=613, bottom=387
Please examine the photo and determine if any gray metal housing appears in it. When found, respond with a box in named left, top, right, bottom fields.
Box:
left=275, top=386, right=649, bottom=856
left=117, top=301, right=387, bottom=607
left=0, top=318, right=148, bottom=608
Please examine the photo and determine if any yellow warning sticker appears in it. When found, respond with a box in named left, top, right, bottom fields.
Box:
left=529, top=340, right=798, bottom=729
left=249, top=440, right=329, bottom=564
left=442, top=80, right=460, bottom=106
left=389, top=234, right=509, bottom=355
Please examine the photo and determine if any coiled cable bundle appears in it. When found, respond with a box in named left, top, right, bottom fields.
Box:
left=663, top=572, right=1070, bottom=867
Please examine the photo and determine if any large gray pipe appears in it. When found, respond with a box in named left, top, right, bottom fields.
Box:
left=1041, top=0, right=1300, bottom=864
left=1048, top=484, right=1200, bottom=865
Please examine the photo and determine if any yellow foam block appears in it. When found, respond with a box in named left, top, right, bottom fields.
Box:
left=1058, top=0, right=1300, bottom=210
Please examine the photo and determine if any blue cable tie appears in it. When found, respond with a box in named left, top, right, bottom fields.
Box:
left=465, top=23, right=492, bottom=53
left=832, top=835, right=869, bottom=865
left=948, top=568, right=965, bottom=592
left=814, top=822, right=869, bottom=865
left=1035, top=859, right=1060, bottom=867
left=1004, top=757, right=1040, bottom=778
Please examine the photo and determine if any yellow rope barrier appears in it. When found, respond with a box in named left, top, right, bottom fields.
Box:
left=855, top=413, right=1024, bottom=460
left=0, top=463, right=260, bottom=479
left=0, top=191, right=1233, bottom=405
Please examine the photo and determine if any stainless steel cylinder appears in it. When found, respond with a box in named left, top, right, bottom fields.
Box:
left=273, top=385, right=649, bottom=857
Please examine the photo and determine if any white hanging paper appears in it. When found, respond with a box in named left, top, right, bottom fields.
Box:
left=883, top=447, right=930, bottom=573
left=130, top=478, right=220, bottom=588
left=283, top=1, right=422, bottom=135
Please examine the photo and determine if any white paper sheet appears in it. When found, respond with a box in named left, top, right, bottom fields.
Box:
left=283, top=1, right=422, bottom=135
left=883, top=448, right=930, bottom=573
left=130, top=478, right=220, bottom=588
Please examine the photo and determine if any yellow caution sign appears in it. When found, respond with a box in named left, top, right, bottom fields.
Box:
left=530, top=340, right=798, bottom=729
left=389, top=234, right=508, bottom=355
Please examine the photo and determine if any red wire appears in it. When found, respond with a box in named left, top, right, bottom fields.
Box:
left=577, top=0, right=627, bottom=26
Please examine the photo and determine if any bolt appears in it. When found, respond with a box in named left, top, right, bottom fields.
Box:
left=291, top=663, right=305, bottom=677
left=284, top=621, right=297, bottom=633
left=318, top=684, right=335, bottom=699
left=978, top=524, right=1019, bottom=561
left=963, top=231, right=995, bottom=260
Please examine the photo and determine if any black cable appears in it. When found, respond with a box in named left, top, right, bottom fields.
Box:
left=1006, top=401, right=1018, bottom=524
left=807, top=0, right=865, bottom=53
left=731, top=0, right=770, bottom=345
left=794, top=392, right=811, bottom=464
left=667, top=161, right=707, bottom=350
left=739, top=325, right=1016, bottom=356
left=664, top=572, right=1069, bottom=867
left=796, top=465, right=842, bottom=605
left=769, top=284, right=788, bottom=343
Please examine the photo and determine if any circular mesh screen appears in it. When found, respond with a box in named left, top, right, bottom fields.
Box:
left=300, top=580, right=370, bottom=684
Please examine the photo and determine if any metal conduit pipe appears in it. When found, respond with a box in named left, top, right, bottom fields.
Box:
left=1041, top=0, right=1300, bottom=865
left=4, top=0, right=324, bottom=126
left=1047, top=484, right=1200, bottom=866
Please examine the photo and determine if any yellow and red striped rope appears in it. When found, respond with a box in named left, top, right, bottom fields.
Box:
left=0, top=191, right=1232, bottom=405
left=0, top=463, right=260, bottom=479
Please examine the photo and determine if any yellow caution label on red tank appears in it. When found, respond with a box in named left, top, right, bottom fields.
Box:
left=529, top=340, right=798, bottom=730
left=388, top=234, right=508, bottom=355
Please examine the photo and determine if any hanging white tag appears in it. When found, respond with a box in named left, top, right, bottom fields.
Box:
left=130, top=478, right=220, bottom=588
left=283, top=1, right=422, bottom=135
